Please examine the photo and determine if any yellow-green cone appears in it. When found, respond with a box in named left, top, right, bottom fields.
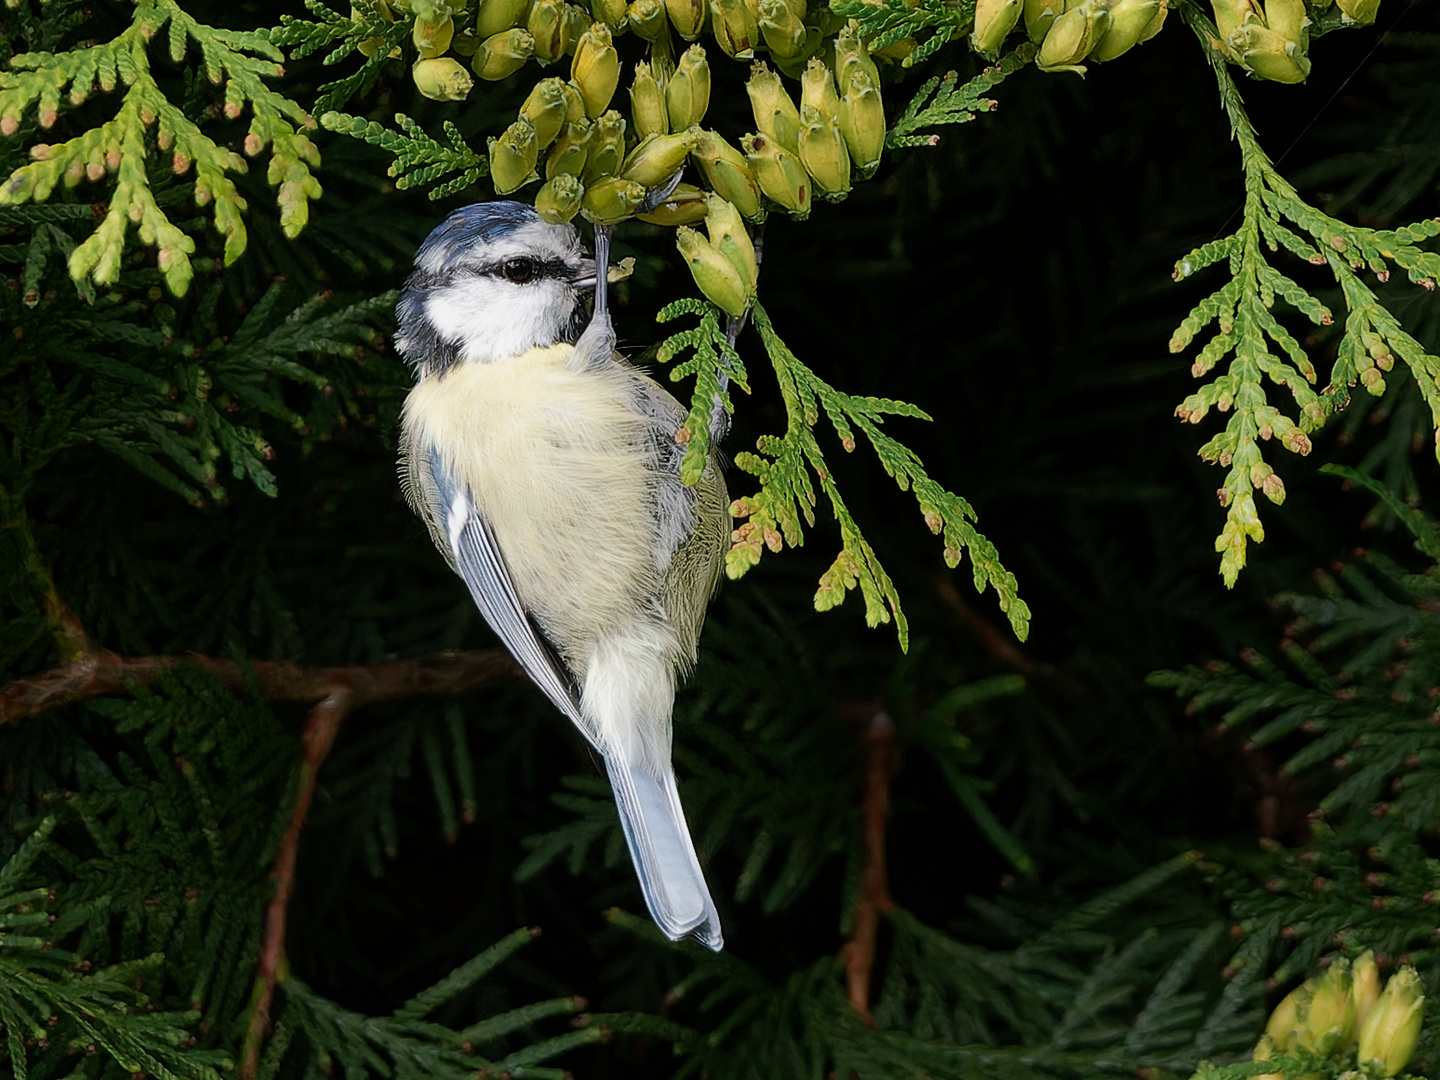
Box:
left=581, top=176, right=646, bottom=223
left=666, top=0, right=708, bottom=38
left=564, top=4, right=591, bottom=53
left=1297, top=962, right=1355, bottom=1055
left=536, top=174, right=585, bottom=222
left=691, top=128, right=763, bottom=219
left=528, top=0, right=572, bottom=63
left=412, top=56, right=474, bottom=100
left=582, top=109, right=626, bottom=182
left=636, top=182, right=709, bottom=225
left=1264, top=0, right=1308, bottom=39
left=489, top=117, right=540, bottom=194
left=630, top=60, right=669, bottom=137
left=560, top=79, right=588, bottom=121
left=746, top=61, right=801, bottom=153
left=1334, top=0, right=1379, bottom=23
left=703, top=192, right=757, bottom=291
left=1357, top=967, right=1425, bottom=1078
left=1210, top=0, right=1262, bottom=44
left=970, top=0, right=1021, bottom=55
left=628, top=0, right=669, bottom=38
left=572, top=22, right=621, bottom=116
left=353, top=0, right=395, bottom=58
left=711, top=0, right=759, bottom=57
left=473, top=28, right=535, bottom=79
left=1353, top=951, right=1382, bottom=1031
left=619, top=129, right=697, bottom=186
left=1036, top=0, right=1110, bottom=69
left=837, top=69, right=883, bottom=177
left=1265, top=979, right=1312, bottom=1052
left=1091, top=0, right=1158, bottom=59
left=1235, top=24, right=1310, bottom=81
left=757, top=0, right=806, bottom=58
left=591, top=0, right=629, bottom=28
left=413, top=14, right=455, bottom=57
left=676, top=226, right=750, bottom=316
left=667, top=45, right=712, bottom=129
left=475, top=0, right=530, bottom=38
left=1024, top=0, right=1062, bottom=43
left=1137, top=0, right=1167, bottom=43
left=797, top=103, right=849, bottom=197
left=834, top=22, right=881, bottom=96
left=545, top=116, right=593, bottom=178
left=742, top=132, right=810, bottom=214
left=800, top=57, right=840, bottom=121
left=521, top=77, right=572, bottom=148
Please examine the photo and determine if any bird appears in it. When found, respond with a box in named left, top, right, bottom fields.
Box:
left=393, top=200, right=728, bottom=949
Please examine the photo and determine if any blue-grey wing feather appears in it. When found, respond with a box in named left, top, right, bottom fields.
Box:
left=423, top=447, right=597, bottom=747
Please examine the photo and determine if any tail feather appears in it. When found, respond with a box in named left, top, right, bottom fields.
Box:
left=605, top=755, right=723, bottom=950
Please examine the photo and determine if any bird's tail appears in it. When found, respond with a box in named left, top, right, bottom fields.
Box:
left=605, top=754, right=723, bottom=950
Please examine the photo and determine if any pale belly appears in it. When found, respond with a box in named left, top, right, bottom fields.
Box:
left=402, top=344, right=666, bottom=652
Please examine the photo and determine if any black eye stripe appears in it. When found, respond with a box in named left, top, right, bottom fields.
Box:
left=487, top=257, right=573, bottom=282
left=403, top=257, right=578, bottom=291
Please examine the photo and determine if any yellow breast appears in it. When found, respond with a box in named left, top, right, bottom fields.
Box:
left=401, top=344, right=662, bottom=650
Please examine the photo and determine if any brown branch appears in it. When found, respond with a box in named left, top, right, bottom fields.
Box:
left=3, top=496, right=91, bottom=662
left=2, top=647, right=521, bottom=726
left=241, top=687, right=354, bottom=1080
left=1, top=644, right=521, bottom=1080
left=839, top=709, right=895, bottom=1026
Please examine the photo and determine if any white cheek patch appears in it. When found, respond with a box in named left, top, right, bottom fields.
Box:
left=426, top=277, right=578, bottom=364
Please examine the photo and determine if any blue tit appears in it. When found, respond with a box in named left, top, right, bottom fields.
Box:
left=394, top=201, right=728, bottom=950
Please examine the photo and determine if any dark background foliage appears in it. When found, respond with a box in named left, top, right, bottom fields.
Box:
left=3, top=0, right=1440, bottom=1076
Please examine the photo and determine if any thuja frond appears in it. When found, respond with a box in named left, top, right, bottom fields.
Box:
left=1170, top=4, right=1440, bottom=587
left=0, top=0, right=321, bottom=296
left=831, top=0, right=975, bottom=64
left=657, top=297, right=750, bottom=485
left=4, top=271, right=391, bottom=503
left=885, top=45, right=1033, bottom=148
left=710, top=301, right=1026, bottom=648
left=0, top=668, right=296, bottom=1080
left=319, top=112, right=488, bottom=200
left=268, top=931, right=597, bottom=1080
left=1150, top=485, right=1440, bottom=1059
left=270, top=0, right=412, bottom=115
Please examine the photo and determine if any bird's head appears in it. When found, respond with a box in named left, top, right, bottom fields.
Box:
left=395, top=201, right=597, bottom=379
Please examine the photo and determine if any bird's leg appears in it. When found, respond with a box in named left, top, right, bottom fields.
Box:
left=572, top=223, right=616, bottom=371
left=593, top=223, right=613, bottom=324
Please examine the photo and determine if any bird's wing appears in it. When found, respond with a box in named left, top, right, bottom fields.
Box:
left=424, top=446, right=596, bottom=747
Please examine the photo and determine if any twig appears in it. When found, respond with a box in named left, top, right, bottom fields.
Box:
left=839, top=709, right=895, bottom=1026
left=1, top=647, right=521, bottom=726
left=934, top=575, right=1089, bottom=698
left=3, top=491, right=91, bottom=662
left=241, top=685, right=354, bottom=1080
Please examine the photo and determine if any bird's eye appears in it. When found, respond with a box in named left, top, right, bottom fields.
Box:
left=501, top=257, right=537, bottom=284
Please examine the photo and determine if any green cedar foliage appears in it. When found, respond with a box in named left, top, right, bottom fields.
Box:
left=2, top=2, right=1440, bottom=1080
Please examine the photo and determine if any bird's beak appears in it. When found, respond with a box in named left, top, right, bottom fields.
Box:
left=572, top=256, right=599, bottom=291
left=571, top=255, right=635, bottom=291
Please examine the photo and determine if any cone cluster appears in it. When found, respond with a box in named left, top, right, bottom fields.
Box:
left=1252, top=952, right=1425, bottom=1079
left=1209, top=0, right=1320, bottom=83
left=372, top=0, right=904, bottom=315
left=970, top=0, right=1168, bottom=70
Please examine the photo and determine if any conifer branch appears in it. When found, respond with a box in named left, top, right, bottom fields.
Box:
left=1173, top=4, right=1440, bottom=587
left=0, top=0, right=321, bottom=295
left=0, top=647, right=521, bottom=726
left=840, top=709, right=895, bottom=1025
